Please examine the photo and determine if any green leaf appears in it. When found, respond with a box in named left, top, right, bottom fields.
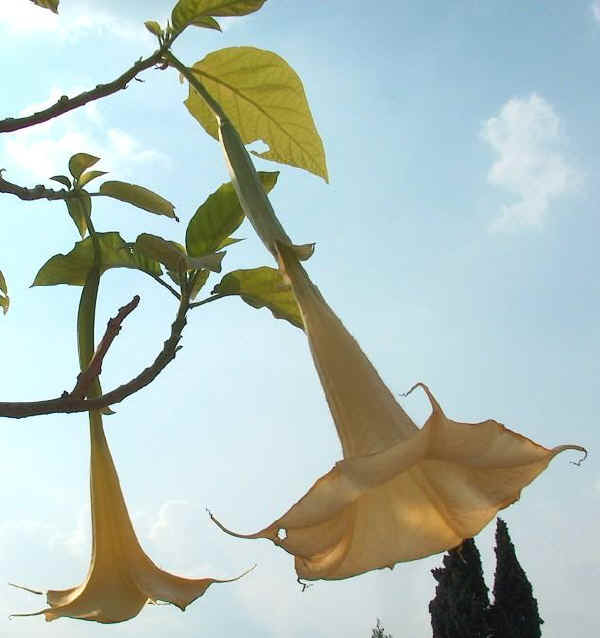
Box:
left=186, top=171, right=277, bottom=258
left=99, top=180, right=178, bottom=220
left=66, top=190, right=91, bottom=239
left=189, top=15, right=222, bottom=31
left=29, top=0, right=59, bottom=13
left=0, top=269, right=8, bottom=315
left=136, top=233, right=225, bottom=274
left=135, top=233, right=187, bottom=273
left=213, top=266, right=303, bottom=329
left=78, top=170, right=107, bottom=188
left=190, top=269, right=210, bottom=300
left=69, top=153, right=100, bottom=180
left=217, top=236, right=244, bottom=249
left=50, top=175, right=71, bottom=188
left=171, top=0, right=265, bottom=32
left=184, top=47, right=328, bottom=181
left=33, top=232, right=162, bottom=286
left=144, top=20, right=163, bottom=36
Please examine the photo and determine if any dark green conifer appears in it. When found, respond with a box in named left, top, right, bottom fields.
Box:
left=491, top=518, right=543, bottom=638
left=429, top=538, right=491, bottom=638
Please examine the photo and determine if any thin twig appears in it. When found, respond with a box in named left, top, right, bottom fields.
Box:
left=71, top=295, right=140, bottom=399
left=0, top=49, right=167, bottom=134
left=189, top=292, right=234, bottom=309
left=149, top=273, right=181, bottom=300
left=0, top=171, right=76, bottom=202
left=0, top=172, right=113, bottom=202
left=0, top=293, right=189, bottom=419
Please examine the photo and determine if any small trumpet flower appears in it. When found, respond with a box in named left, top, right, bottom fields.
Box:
left=211, top=243, right=586, bottom=581
left=12, top=412, right=250, bottom=622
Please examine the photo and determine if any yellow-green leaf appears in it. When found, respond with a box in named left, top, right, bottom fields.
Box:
left=190, top=15, right=222, bottom=31
left=213, top=266, right=303, bottom=329
left=186, top=171, right=278, bottom=258
left=136, top=234, right=224, bottom=274
left=100, top=181, right=177, bottom=220
left=66, top=190, right=91, bottom=239
left=190, top=269, right=210, bottom=300
left=29, top=0, right=59, bottom=13
left=135, top=234, right=187, bottom=273
left=69, top=153, right=100, bottom=180
left=78, top=170, right=108, bottom=188
left=184, top=47, right=328, bottom=181
left=33, top=232, right=162, bottom=286
left=50, top=174, right=71, bottom=188
left=144, top=20, right=163, bottom=36
left=0, top=269, right=8, bottom=315
left=171, top=0, right=265, bottom=32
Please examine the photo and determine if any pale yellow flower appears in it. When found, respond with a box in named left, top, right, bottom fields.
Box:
left=212, top=243, right=586, bottom=581
left=13, top=412, right=250, bottom=622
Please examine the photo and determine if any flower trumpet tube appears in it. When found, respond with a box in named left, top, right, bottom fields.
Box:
left=217, top=116, right=314, bottom=262
left=210, top=243, right=586, bottom=581
left=11, top=410, right=252, bottom=623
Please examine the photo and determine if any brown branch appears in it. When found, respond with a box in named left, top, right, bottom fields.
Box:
left=0, top=295, right=189, bottom=419
left=0, top=49, right=167, bottom=134
left=0, top=171, right=77, bottom=201
left=71, top=295, right=140, bottom=399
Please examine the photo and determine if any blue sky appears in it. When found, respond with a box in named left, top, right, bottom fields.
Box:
left=1, top=1, right=598, bottom=636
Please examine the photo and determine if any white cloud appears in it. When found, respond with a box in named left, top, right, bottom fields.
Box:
left=2, top=87, right=170, bottom=184
left=481, top=93, right=581, bottom=231
left=49, top=505, right=90, bottom=559
left=0, top=0, right=148, bottom=43
left=593, top=2, right=600, bottom=23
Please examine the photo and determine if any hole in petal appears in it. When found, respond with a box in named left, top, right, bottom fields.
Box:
left=277, top=528, right=287, bottom=541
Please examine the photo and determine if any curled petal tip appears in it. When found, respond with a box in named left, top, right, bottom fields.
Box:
left=208, top=510, right=270, bottom=541
left=8, top=583, right=44, bottom=596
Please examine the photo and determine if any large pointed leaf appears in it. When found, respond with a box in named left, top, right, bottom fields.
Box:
left=212, top=266, right=303, bottom=328
left=171, top=0, right=265, bottom=32
left=65, top=190, right=91, bottom=238
left=29, top=0, right=59, bottom=13
left=33, top=233, right=162, bottom=286
left=69, top=153, right=100, bottom=180
left=184, top=47, right=328, bottom=181
left=99, top=181, right=177, bottom=220
left=186, top=171, right=278, bottom=258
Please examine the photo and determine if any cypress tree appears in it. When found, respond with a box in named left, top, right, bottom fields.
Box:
left=491, top=518, right=543, bottom=638
left=429, top=538, right=491, bottom=638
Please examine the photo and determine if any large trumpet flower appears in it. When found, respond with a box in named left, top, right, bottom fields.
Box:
left=13, top=411, right=249, bottom=622
left=211, top=242, right=586, bottom=581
